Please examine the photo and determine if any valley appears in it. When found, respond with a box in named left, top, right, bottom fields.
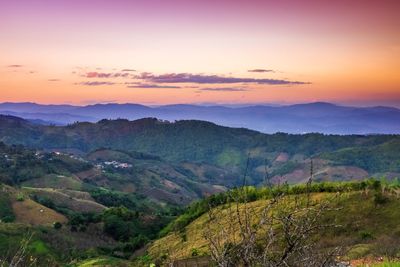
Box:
left=0, top=115, right=400, bottom=266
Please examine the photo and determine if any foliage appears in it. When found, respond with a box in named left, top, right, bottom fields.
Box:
left=320, top=139, right=400, bottom=173
left=89, top=189, right=138, bottom=210
left=16, top=192, right=25, bottom=202
left=0, top=142, right=92, bottom=185
left=53, top=222, right=62, bottom=230
left=0, top=192, right=15, bottom=223
left=2, top=118, right=400, bottom=181
left=161, top=179, right=397, bottom=236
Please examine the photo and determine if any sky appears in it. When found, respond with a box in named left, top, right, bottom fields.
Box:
left=1, top=0, right=400, bottom=107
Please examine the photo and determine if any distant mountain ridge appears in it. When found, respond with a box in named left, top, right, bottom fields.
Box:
left=1, top=102, right=400, bottom=134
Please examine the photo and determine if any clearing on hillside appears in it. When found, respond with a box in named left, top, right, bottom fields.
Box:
left=12, top=198, right=67, bottom=225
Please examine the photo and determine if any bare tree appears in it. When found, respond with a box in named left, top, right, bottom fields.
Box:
left=204, top=158, right=342, bottom=267
left=1, top=233, right=37, bottom=267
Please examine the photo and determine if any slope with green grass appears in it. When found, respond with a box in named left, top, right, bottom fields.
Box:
left=145, top=182, right=400, bottom=265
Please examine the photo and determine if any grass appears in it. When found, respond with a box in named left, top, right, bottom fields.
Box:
left=0, top=191, right=15, bottom=222
left=22, top=174, right=83, bottom=190
left=23, top=187, right=106, bottom=213
left=12, top=198, right=68, bottom=225
left=352, top=259, right=400, bottom=267
left=216, top=148, right=242, bottom=167
left=372, top=263, right=400, bottom=267
left=75, top=257, right=130, bottom=266
left=0, top=223, right=29, bottom=254
left=29, top=240, right=50, bottom=255
left=0, top=223, right=59, bottom=264
left=147, top=191, right=400, bottom=263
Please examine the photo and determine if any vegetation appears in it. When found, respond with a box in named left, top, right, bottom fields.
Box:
left=148, top=180, right=400, bottom=265
left=0, top=142, right=91, bottom=185
left=0, top=117, right=400, bottom=265
left=160, top=179, right=397, bottom=236
left=1, top=117, right=400, bottom=184
left=320, top=139, right=400, bottom=173
left=0, top=191, right=15, bottom=223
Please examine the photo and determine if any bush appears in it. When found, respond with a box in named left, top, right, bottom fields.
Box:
left=359, top=231, right=374, bottom=240
left=0, top=194, right=15, bottom=223
left=191, top=248, right=199, bottom=257
left=372, top=236, right=400, bottom=260
left=374, top=191, right=389, bottom=206
left=1, top=215, right=15, bottom=223
left=53, top=222, right=62, bottom=230
left=16, top=193, right=25, bottom=202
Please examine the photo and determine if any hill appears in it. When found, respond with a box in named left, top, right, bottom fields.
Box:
left=0, top=115, right=400, bottom=265
left=144, top=181, right=400, bottom=266
left=0, top=115, right=399, bottom=186
left=1, top=102, right=400, bottom=134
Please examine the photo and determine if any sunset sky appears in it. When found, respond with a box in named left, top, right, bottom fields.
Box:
left=1, top=0, right=400, bottom=107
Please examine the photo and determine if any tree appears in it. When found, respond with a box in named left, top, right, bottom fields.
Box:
left=203, top=183, right=342, bottom=266
left=53, top=222, right=62, bottom=230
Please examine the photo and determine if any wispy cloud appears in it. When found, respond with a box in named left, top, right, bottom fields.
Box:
left=248, top=69, right=274, bottom=73
left=200, top=87, right=248, bottom=92
left=136, top=72, right=309, bottom=85
left=7, top=64, right=23, bottom=68
left=127, top=83, right=181, bottom=89
left=76, top=69, right=309, bottom=88
left=77, top=81, right=116, bottom=86
left=48, top=79, right=60, bottom=82
left=85, top=72, right=129, bottom=78
left=86, top=72, right=112, bottom=78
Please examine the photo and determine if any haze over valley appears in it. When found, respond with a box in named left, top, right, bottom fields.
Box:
left=1, top=101, right=400, bottom=134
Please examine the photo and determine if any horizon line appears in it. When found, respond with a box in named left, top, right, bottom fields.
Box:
left=0, top=101, right=399, bottom=110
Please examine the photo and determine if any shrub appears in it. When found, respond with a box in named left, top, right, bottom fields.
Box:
left=374, top=191, right=389, bottom=207
left=16, top=193, right=25, bottom=202
left=191, top=248, right=199, bottom=257
left=359, top=231, right=374, bottom=240
left=0, top=193, right=15, bottom=223
left=372, top=236, right=400, bottom=260
left=53, top=222, right=62, bottom=230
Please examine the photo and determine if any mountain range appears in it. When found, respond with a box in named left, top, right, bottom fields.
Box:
left=1, top=114, right=399, bottom=187
left=1, top=102, right=400, bottom=134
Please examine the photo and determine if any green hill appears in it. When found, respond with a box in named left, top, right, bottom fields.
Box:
left=144, top=181, right=400, bottom=266
left=1, top=115, right=400, bottom=186
left=1, top=115, right=400, bottom=266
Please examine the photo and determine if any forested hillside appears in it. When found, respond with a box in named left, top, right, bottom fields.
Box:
left=1, top=115, right=399, bottom=186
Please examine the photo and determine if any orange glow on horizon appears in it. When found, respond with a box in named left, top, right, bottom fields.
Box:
left=0, top=0, right=399, bottom=107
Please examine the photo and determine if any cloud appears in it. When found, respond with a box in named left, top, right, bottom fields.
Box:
left=136, top=72, right=309, bottom=85
left=113, top=73, right=130, bottom=78
left=121, top=69, right=136, bottom=72
left=85, top=72, right=130, bottom=78
left=200, top=87, right=248, bottom=92
left=78, top=81, right=116, bottom=86
left=7, top=64, right=23, bottom=68
left=86, top=72, right=112, bottom=78
left=127, top=83, right=181, bottom=89
left=48, top=79, right=60, bottom=82
left=248, top=69, right=274, bottom=73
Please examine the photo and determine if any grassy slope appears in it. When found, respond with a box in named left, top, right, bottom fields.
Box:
left=12, top=198, right=68, bottom=225
left=320, top=139, right=400, bottom=174
left=23, top=187, right=106, bottom=213
left=22, top=174, right=83, bottom=190
left=147, top=191, right=400, bottom=263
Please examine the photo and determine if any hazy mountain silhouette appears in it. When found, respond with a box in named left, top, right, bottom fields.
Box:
left=1, top=102, right=399, bottom=134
